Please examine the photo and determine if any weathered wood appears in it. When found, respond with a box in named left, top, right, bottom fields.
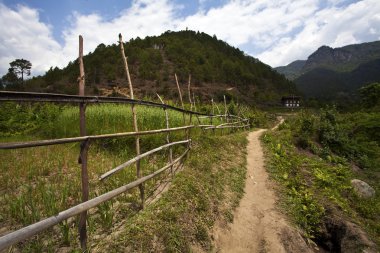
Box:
left=78, top=35, right=89, bottom=251
left=0, top=149, right=190, bottom=251
left=0, top=126, right=194, bottom=149
left=223, top=95, right=228, bottom=122
left=174, top=73, right=184, bottom=109
left=204, top=124, right=250, bottom=130
left=192, top=92, right=197, bottom=112
left=187, top=74, right=193, bottom=111
left=119, top=33, right=144, bottom=208
left=99, top=139, right=191, bottom=180
left=157, top=94, right=174, bottom=176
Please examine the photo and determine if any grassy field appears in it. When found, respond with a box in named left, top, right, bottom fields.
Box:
left=0, top=102, right=255, bottom=252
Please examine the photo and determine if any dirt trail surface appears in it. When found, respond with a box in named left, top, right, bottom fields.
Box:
left=212, top=123, right=313, bottom=253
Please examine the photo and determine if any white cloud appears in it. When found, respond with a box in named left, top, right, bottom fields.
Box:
left=60, top=0, right=179, bottom=66
left=1, top=0, right=380, bottom=77
left=256, top=0, right=380, bottom=66
left=0, top=3, right=63, bottom=76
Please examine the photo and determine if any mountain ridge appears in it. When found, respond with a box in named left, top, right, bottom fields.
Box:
left=275, top=40, right=380, bottom=100
left=2, top=30, right=296, bottom=106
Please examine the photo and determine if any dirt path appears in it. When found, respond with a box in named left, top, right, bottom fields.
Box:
left=212, top=124, right=313, bottom=253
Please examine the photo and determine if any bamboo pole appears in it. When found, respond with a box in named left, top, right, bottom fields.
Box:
left=204, top=124, right=250, bottom=130
left=0, top=149, right=190, bottom=251
left=192, top=92, right=197, bottom=112
left=119, top=33, right=144, bottom=208
left=174, top=73, right=184, bottom=110
left=187, top=74, right=193, bottom=142
left=77, top=35, right=89, bottom=251
left=187, top=74, right=193, bottom=111
left=157, top=94, right=174, bottom=176
left=100, top=139, right=190, bottom=180
left=223, top=95, right=228, bottom=122
left=0, top=126, right=194, bottom=150
left=174, top=73, right=186, bottom=127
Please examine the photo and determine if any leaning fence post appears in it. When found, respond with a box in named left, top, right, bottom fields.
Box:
left=78, top=35, right=89, bottom=251
left=119, top=33, right=144, bottom=209
left=157, top=94, right=174, bottom=176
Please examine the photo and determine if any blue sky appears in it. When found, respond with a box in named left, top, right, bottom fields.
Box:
left=1, top=0, right=380, bottom=76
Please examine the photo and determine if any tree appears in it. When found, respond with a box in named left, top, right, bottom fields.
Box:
left=1, top=68, right=19, bottom=87
left=359, top=82, right=380, bottom=108
left=9, top=59, right=32, bottom=82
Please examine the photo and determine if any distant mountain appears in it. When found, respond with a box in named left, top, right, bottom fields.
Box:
left=275, top=41, right=380, bottom=100
left=274, top=60, right=305, bottom=81
left=2, top=30, right=296, bottom=105
left=296, top=59, right=380, bottom=98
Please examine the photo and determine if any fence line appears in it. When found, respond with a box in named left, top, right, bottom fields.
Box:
left=0, top=91, right=209, bottom=116
left=0, top=34, right=250, bottom=251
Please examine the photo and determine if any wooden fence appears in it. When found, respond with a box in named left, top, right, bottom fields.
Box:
left=0, top=34, right=249, bottom=251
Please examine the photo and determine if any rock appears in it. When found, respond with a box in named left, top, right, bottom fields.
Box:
left=351, top=179, right=375, bottom=198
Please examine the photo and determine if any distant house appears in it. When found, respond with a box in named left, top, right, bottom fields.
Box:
left=281, top=96, right=301, bottom=107
left=153, top=44, right=164, bottom=50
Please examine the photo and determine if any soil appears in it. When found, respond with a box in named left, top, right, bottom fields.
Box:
left=211, top=125, right=314, bottom=253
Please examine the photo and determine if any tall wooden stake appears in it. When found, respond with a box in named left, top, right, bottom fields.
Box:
left=157, top=94, right=174, bottom=176
left=78, top=35, right=89, bottom=251
left=174, top=73, right=186, bottom=131
left=187, top=74, right=193, bottom=111
left=192, top=92, right=197, bottom=112
left=119, top=33, right=144, bottom=208
left=174, top=73, right=184, bottom=110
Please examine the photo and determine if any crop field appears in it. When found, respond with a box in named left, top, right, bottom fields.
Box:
left=0, top=102, right=229, bottom=251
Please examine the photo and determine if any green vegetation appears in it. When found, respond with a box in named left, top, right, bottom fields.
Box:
left=262, top=109, right=380, bottom=248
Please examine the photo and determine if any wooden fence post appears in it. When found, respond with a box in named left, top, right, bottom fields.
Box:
left=157, top=94, right=174, bottom=176
left=192, top=92, right=197, bottom=112
left=78, top=35, right=89, bottom=251
left=174, top=73, right=187, bottom=141
left=210, top=99, right=215, bottom=134
left=119, top=33, right=144, bottom=209
left=187, top=74, right=193, bottom=111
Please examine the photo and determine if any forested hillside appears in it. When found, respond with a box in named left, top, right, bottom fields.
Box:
left=2, top=30, right=295, bottom=105
left=275, top=41, right=380, bottom=103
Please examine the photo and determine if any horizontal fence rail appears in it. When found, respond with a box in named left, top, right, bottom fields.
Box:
left=0, top=126, right=194, bottom=149
left=0, top=149, right=190, bottom=251
left=100, top=139, right=191, bottom=180
left=0, top=91, right=210, bottom=116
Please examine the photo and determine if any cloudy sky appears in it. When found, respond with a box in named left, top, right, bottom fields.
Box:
left=1, top=0, right=380, bottom=76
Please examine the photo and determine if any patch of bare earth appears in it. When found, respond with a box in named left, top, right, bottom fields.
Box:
left=211, top=128, right=314, bottom=253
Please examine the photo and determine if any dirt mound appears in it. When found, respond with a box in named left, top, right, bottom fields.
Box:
left=316, top=216, right=377, bottom=253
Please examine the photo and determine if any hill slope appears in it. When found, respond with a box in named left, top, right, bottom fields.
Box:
left=4, top=30, right=296, bottom=105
